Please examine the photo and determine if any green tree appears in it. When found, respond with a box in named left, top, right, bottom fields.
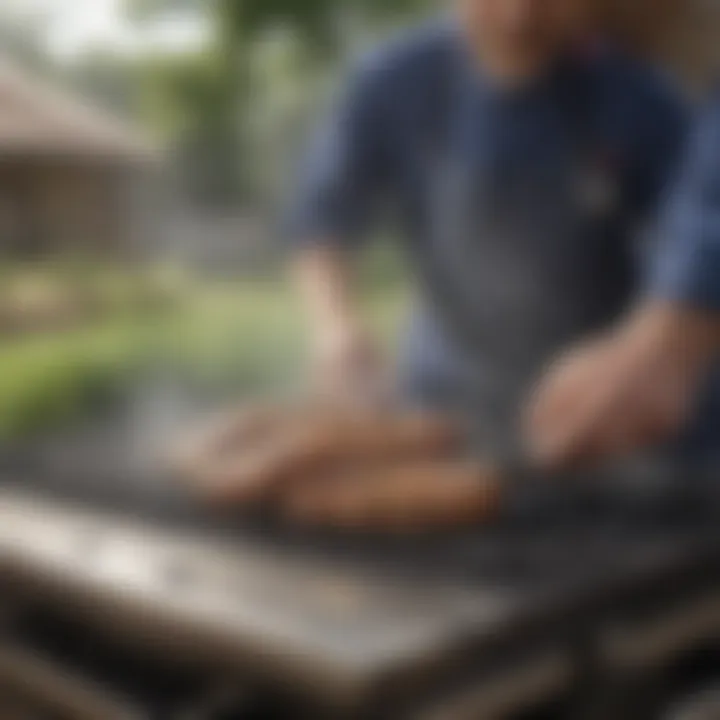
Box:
left=0, top=7, right=54, bottom=75
left=125, top=0, right=430, bottom=205
left=66, top=51, right=140, bottom=119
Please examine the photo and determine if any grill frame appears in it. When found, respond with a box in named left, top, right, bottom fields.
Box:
left=2, top=425, right=720, bottom=718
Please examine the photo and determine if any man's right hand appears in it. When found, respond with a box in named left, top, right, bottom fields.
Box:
left=292, top=245, right=387, bottom=405
left=313, top=320, right=386, bottom=406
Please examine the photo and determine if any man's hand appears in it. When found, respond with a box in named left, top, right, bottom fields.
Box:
left=524, top=304, right=720, bottom=470
left=314, top=319, right=386, bottom=405
left=293, top=244, right=388, bottom=405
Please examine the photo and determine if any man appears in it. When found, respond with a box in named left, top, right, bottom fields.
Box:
left=528, top=96, right=720, bottom=468
left=288, top=0, right=691, bottom=474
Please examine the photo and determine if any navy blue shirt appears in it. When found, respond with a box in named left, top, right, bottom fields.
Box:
left=648, top=97, right=720, bottom=461
left=287, top=22, right=691, bottom=453
left=650, top=96, right=720, bottom=310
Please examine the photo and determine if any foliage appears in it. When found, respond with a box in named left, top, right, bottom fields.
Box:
left=0, top=262, right=187, bottom=336
left=124, top=0, right=431, bottom=204
left=65, top=50, right=141, bottom=120
left=126, top=0, right=431, bottom=43
left=0, top=5, right=54, bottom=74
left=0, top=318, right=153, bottom=439
left=0, top=274, right=405, bottom=441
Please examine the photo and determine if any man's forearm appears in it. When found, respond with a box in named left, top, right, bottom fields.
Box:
left=525, top=299, right=720, bottom=468
left=292, top=243, right=382, bottom=399
left=292, top=244, right=362, bottom=339
left=623, top=301, right=720, bottom=380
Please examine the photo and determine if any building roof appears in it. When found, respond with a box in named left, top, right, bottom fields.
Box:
left=0, top=57, right=156, bottom=164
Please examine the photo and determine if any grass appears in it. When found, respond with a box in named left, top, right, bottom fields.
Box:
left=0, top=261, right=189, bottom=338
left=0, top=275, right=406, bottom=441
left=162, top=280, right=404, bottom=389
left=0, top=318, right=155, bottom=438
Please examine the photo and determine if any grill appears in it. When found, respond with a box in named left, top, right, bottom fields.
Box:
left=1, top=420, right=720, bottom=719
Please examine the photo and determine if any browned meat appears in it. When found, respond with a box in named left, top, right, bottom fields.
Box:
left=284, top=410, right=461, bottom=467
left=170, top=403, right=284, bottom=479
left=281, top=460, right=502, bottom=531
left=179, top=408, right=463, bottom=506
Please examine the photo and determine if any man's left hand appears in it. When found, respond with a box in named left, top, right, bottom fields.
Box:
left=524, top=304, right=719, bottom=470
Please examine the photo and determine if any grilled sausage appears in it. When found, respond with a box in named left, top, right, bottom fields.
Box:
left=190, top=430, right=313, bottom=504
left=184, top=413, right=361, bottom=505
left=330, top=411, right=461, bottom=459
left=170, top=403, right=284, bottom=478
left=264, top=409, right=461, bottom=471
left=175, top=404, right=463, bottom=507
left=281, top=460, right=502, bottom=531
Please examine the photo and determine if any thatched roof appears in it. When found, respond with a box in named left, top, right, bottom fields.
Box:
left=0, top=57, right=156, bottom=164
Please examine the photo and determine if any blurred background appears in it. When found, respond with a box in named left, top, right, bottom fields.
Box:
left=3, top=4, right=720, bottom=719
left=0, top=0, right=718, bottom=454
left=0, top=0, right=439, bottom=452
